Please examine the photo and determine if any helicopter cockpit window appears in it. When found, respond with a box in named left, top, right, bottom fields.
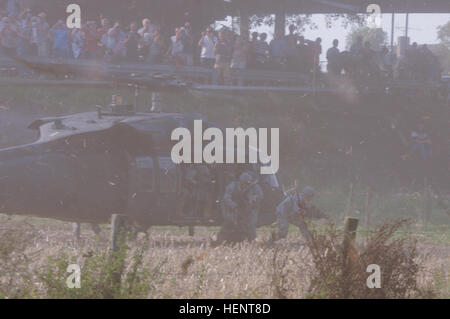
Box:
left=158, top=157, right=179, bottom=193
left=129, top=120, right=169, bottom=152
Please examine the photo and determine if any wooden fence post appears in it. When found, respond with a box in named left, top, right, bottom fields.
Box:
left=345, top=183, right=354, bottom=218
left=107, top=214, right=129, bottom=298
left=343, top=217, right=359, bottom=265
left=423, top=179, right=432, bottom=225
left=364, top=187, right=373, bottom=232
left=342, top=217, right=359, bottom=298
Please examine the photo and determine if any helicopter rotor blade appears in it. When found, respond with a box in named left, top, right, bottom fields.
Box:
left=6, top=54, right=190, bottom=93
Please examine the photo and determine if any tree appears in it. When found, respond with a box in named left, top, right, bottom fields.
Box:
left=436, top=21, right=450, bottom=74
left=345, top=26, right=388, bottom=51
left=248, top=14, right=317, bottom=34
left=437, top=20, right=450, bottom=49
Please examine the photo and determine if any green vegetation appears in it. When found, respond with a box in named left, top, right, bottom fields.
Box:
left=437, top=21, right=450, bottom=73
left=345, top=26, right=388, bottom=51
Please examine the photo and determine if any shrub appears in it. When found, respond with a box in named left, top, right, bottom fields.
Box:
left=38, top=233, right=152, bottom=299
left=0, top=222, right=37, bottom=298
left=306, top=219, right=435, bottom=298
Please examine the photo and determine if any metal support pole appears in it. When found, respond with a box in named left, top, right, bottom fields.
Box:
left=151, top=92, right=161, bottom=112
left=133, top=85, right=139, bottom=112
left=274, top=6, right=286, bottom=37
left=239, top=9, right=249, bottom=40
left=390, top=12, right=395, bottom=50
left=405, top=13, right=409, bottom=38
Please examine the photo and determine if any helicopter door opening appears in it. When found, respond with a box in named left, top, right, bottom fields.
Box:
left=126, top=155, right=158, bottom=224
left=257, top=165, right=282, bottom=226
left=157, top=157, right=180, bottom=193
left=155, top=157, right=181, bottom=223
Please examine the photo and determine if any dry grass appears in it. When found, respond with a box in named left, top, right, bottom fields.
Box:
left=0, top=215, right=448, bottom=299
left=307, top=219, right=440, bottom=298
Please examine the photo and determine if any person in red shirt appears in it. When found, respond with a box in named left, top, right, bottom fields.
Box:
left=96, top=19, right=111, bottom=59
left=83, top=21, right=101, bottom=60
left=305, top=37, right=322, bottom=73
left=97, top=18, right=110, bottom=37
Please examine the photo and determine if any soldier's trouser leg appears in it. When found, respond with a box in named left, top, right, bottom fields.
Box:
left=274, top=211, right=289, bottom=240
left=292, top=216, right=312, bottom=243
left=216, top=221, right=232, bottom=243
left=215, top=206, right=235, bottom=244
left=176, top=192, right=187, bottom=216
left=246, top=209, right=258, bottom=241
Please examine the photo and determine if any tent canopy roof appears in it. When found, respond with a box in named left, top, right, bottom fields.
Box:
left=227, top=0, right=450, bottom=14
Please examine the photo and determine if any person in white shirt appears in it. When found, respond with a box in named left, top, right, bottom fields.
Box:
left=167, top=27, right=185, bottom=69
left=198, top=26, right=217, bottom=68
left=71, top=27, right=85, bottom=59
left=138, top=18, right=154, bottom=41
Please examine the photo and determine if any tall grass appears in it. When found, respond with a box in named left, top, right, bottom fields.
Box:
left=0, top=217, right=447, bottom=299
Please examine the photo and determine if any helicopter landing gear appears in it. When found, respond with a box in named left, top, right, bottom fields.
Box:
left=72, top=222, right=81, bottom=241
left=72, top=222, right=101, bottom=240
left=91, top=223, right=101, bottom=235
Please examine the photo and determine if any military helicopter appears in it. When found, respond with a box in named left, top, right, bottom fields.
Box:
left=0, top=56, right=283, bottom=235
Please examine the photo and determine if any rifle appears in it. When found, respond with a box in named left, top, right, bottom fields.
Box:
left=295, top=204, right=313, bottom=244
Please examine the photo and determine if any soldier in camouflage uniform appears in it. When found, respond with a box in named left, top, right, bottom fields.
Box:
left=178, top=165, right=213, bottom=220
left=272, top=186, right=316, bottom=242
left=215, top=172, right=264, bottom=244
left=191, top=165, right=214, bottom=220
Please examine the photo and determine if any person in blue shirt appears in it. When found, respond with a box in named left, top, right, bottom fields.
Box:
left=50, top=20, right=71, bottom=59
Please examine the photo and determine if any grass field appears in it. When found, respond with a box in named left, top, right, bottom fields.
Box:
left=0, top=212, right=448, bottom=299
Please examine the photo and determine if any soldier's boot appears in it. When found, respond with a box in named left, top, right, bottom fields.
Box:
left=188, top=226, right=195, bottom=236
left=268, top=230, right=278, bottom=244
left=295, top=219, right=313, bottom=244
left=211, top=228, right=226, bottom=247
left=246, top=233, right=257, bottom=242
left=270, top=228, right=288, bottom=243
left=211, top=222, right=238, bottom=247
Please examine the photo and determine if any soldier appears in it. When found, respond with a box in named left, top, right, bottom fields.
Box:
left=215, top=172, right=263, bottom=244
left=192, top=165, right=214, bottom=220
left=178, top=164, right=213, bottom=220
left=272, top=186, right=316, bottom=243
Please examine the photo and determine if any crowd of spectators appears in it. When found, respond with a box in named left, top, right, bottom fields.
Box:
left=0, top=5, right=442, bottom=85
left=326, top=35, right=442, bottom=84
left=397, top=42, right=442, bottom=82
left=0, top=7, right=326, bottom=83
